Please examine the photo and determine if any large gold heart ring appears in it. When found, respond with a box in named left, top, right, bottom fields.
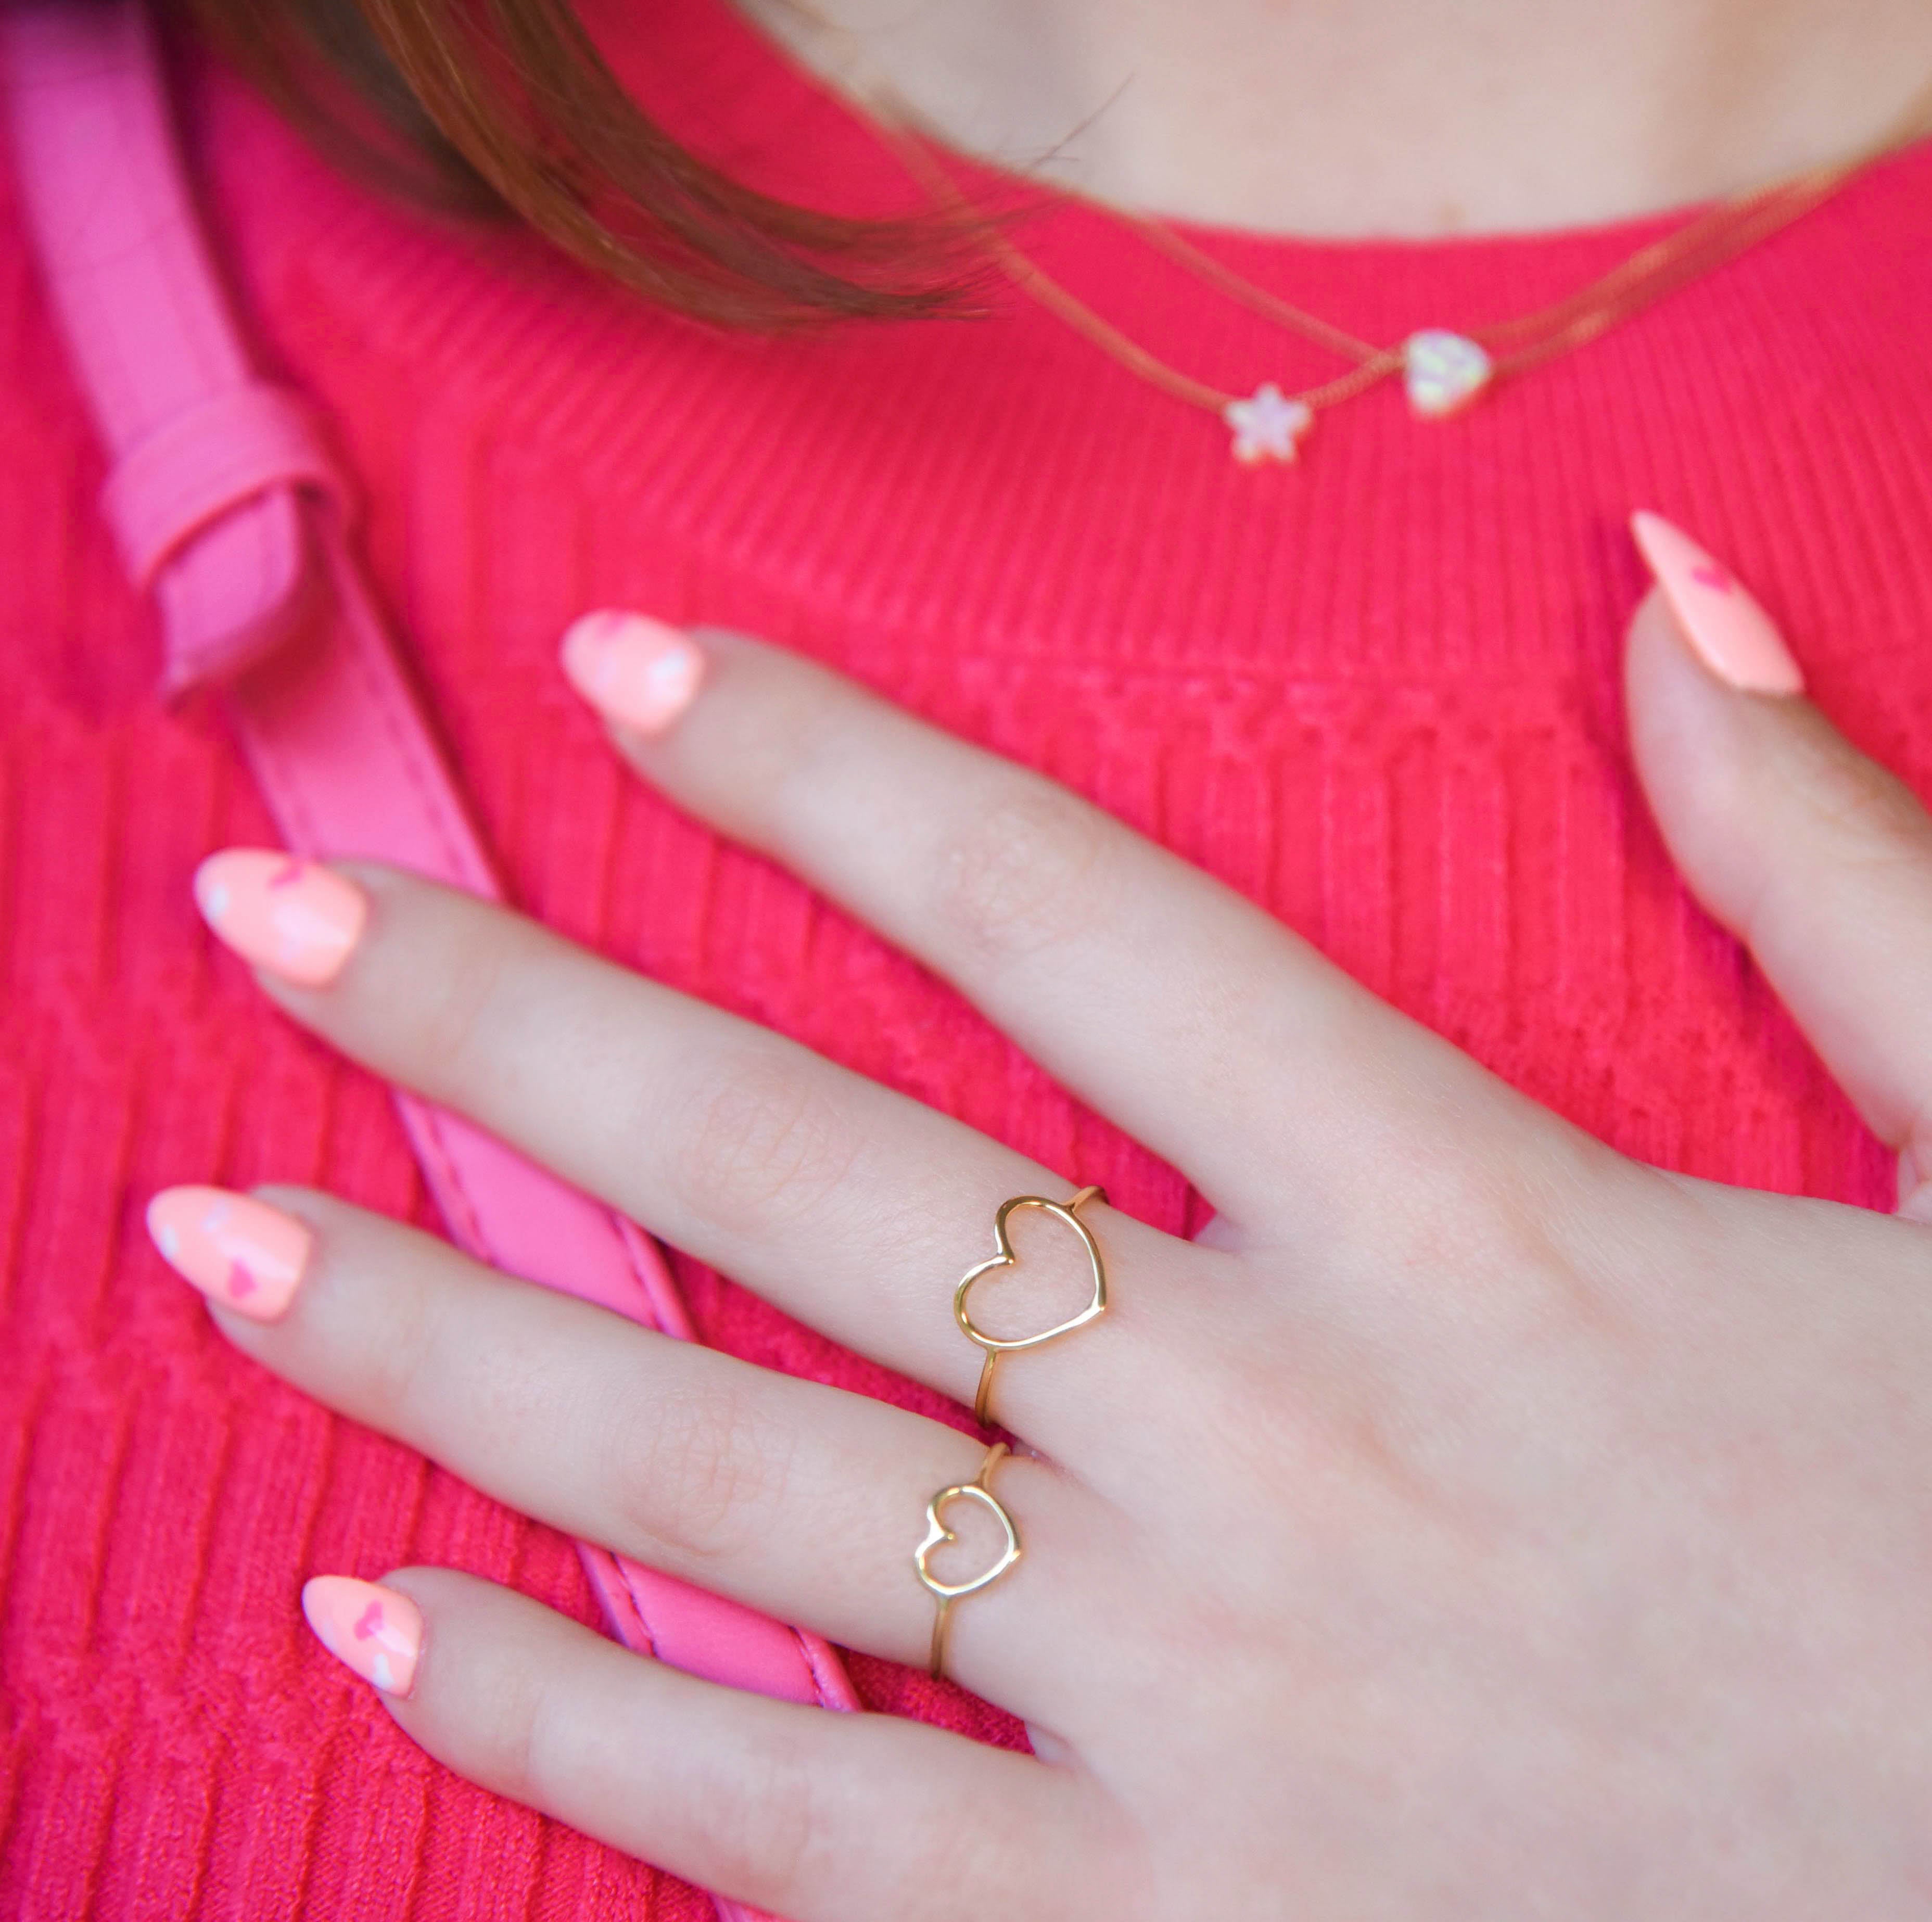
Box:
left=914, top=1443, right=1019, bottom=1679
left=954, top=1185, right=1108, bottom=1424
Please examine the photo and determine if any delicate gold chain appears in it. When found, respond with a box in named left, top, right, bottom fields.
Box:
left=892, top=134, right=1406, bottom=414
left=878, top=70, right=1932, bottom=445
left=1126, top=152, right=1867, bottom=381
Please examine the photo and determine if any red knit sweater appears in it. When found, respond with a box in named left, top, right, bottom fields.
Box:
left=5, top=1, right=1931, bottom=1913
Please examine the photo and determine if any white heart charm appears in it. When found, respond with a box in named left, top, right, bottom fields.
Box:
left=1403, top=330, right=1493, bottom=419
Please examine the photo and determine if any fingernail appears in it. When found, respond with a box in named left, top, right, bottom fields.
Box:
left=147, top=1186, right=312, bottom=1321
left=1630, top=511, right=1804, bottom=696
left=302, top=1576, right=423, bottom=1696
left=194, top=849, right=367, bottom=987
left=559, top=610, right=705, bottom=735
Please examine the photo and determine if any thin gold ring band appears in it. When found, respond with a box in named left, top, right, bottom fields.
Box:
left=914, top=1442, right=1019, bottom=1680
left=954, top=1185, right=1108, bottom=1426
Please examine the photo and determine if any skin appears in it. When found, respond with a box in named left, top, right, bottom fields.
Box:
left=202, top=585, right=1932, bottom=1919
left=731, top=0, right=1932, bottom=232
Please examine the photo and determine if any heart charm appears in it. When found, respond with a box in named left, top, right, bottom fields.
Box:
left=914, top=1443, right=1021, bottom=1676
left=1403, top=329, right=1494, bottom=419
left=914, top=1479, right=1022, bottom=1602
left=954, top=1190, right=1108, bottom=1359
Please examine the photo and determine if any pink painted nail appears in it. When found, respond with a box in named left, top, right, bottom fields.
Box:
left=559, top=610, right=705, bottom=735
left=194, top=849, right=367, bottom=987
left=1630, top=511, right=1804, bottom=696
left=302, top=1576, right=423, bottom=1696
left=146, top=1186, right=312, bottom=1322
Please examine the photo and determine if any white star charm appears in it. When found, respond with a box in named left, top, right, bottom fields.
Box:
left=1223, top=383, right=1313, bottom=464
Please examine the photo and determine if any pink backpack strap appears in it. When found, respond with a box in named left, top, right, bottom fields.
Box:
left=3, top=8, right=857, bottom=1914
left=100, top=383, right=338, bottom=588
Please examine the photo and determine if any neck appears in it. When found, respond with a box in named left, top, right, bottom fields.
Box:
left=739, top=0, right=1932, bottom=235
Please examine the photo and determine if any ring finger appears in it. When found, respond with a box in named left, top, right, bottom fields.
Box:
left=151, top=1181, right=1103, bottom=1714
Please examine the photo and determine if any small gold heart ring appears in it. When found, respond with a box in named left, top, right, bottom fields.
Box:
left=954, top=1185, right=1108, bottom=1425
left=915, top=1442, right=1019, bottom=1679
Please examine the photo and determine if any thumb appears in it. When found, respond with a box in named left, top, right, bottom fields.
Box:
left=1623, top=510, right=1932, bottom=1219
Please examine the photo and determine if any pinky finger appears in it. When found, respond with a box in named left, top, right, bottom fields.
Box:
left=302, top=1567, right=1122, bottom=1922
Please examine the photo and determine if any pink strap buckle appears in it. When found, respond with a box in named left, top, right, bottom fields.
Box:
left=101, top=381, right=344, bottom=589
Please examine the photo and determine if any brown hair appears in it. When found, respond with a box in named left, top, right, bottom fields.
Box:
left=164, top=0, right=974, bottom=327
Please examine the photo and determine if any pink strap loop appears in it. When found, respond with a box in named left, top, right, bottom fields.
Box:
left=101, top=382, right=346, bottom=590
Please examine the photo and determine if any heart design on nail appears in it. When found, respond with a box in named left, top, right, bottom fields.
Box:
left=1689, top=562, right=1735, bottom=594
left=914, top=1483, right=1021, bottom=1600
left=954, top=1194, right=1107, bottom=1357
left=226, top=1258, right=257, bottom=1300
left=353, top=1602, right=384, bottom=1641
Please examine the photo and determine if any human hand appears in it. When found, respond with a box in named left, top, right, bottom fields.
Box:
left=149, top=520, right=1932, bottom=1919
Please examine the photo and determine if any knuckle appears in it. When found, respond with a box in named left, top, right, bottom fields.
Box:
left=1784, top=724, right=1932, bottom=873
left=475, top=1641, right=550, bottom=1805
left=406, top=923, right=521, bottom=1092
left=925, top=777, right=1113, bottom=962
left=709, top=666, right=833, bottom=816
left=1383, top=1148, right=1620, bottom=1337
left=684, top=1736, right=827, bottom=1900
left=352, top=1262, right=452, bottom=1424
left=607, top=1379, right=793, bottom=1567
left=671, top=1049, right=861, bottom=1235
left=870, top=1793, right=1003, bottom=1915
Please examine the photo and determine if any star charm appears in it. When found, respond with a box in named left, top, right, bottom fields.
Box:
left=1223, top=383, right=1313, bottom=464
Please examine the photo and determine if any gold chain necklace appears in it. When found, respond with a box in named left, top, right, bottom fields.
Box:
left=880, top=77, right=1932, bottom=464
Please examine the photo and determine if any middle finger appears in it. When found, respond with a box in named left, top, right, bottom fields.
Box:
left=194, top=851, right=1192, bottom=1450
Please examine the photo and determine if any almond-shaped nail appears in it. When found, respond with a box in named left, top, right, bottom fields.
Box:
left=194, top=849, right=367, bottom=987
left=1631, top=511, right=1804, bottom=696
left=560, top=610, right=705, bottom=735
left=302, top=1577, right=423, bottom=1696
left=147, top=1186, right=312, bottom=1321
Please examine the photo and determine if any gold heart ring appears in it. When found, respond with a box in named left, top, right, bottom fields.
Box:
left=954, top=1185, right=1108, bottom=1425
left=914, top=1443, right=1019, bottom=1679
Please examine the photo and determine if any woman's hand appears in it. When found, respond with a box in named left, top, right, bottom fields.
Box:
left=151, top=534, right=1932, bottom=1921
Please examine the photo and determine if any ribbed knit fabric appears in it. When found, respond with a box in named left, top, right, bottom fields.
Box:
left=5, top=0, right=1932, bottom=1913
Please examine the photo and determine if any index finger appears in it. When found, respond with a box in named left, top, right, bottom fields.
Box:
left=564, top=615, right=1527, bottom=1232
left=1625, top=534, right=1932, bottom=1214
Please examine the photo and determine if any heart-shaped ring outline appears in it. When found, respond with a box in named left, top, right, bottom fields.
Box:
left=953, top=1192, right=1107, bottom=1356
left=914, top=1481, right=1021, bottom=1601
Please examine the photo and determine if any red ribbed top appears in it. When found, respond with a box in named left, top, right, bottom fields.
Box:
left=5, top=2, right=1932, bottom=1913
